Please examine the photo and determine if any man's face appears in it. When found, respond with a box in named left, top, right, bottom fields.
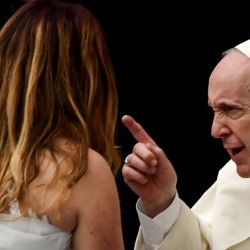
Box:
left=208, top=49, right=250, bottom=177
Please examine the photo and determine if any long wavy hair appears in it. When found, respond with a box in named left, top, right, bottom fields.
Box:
left=0, top=0, right=120, bottom=214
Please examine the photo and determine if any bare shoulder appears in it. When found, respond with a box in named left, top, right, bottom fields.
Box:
left=70, top=149, right=124, bottom=250
left=72, top=149, right=116, bottom=197
left=70, top=149, right=119, bottom=215
left=87, top=148, right=115, bottom=180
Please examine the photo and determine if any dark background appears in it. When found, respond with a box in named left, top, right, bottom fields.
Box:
left=1, top=1, right=250, bottom=249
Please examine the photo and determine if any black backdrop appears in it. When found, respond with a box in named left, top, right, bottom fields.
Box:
left=1, top=1, right=250, bottom=249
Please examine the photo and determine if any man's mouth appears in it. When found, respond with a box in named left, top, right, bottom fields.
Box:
left=232, top=147, right=245, bottom=155
left=226, top=146, right=245, bottom=159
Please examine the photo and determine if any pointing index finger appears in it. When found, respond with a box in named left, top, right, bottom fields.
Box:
left=122, top=115, right=157, bottom=145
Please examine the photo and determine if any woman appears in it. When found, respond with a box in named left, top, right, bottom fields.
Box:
left=0, top=0, right=124, bottom=249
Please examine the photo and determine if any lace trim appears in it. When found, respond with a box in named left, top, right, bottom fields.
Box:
left=9, top=201, right=49, bottom=223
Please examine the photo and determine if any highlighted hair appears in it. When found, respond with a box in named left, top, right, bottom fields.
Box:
left=0, top=0, right=120, bottom=214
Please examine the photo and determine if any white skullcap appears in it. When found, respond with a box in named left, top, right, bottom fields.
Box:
left=235, top=39, right=250, bottom=57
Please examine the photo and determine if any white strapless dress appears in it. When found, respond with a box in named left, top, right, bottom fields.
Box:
left=0, top=202, right=72, bottom=250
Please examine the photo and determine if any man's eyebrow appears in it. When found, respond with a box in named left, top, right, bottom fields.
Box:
left=207, top=100, right=242, bottom=109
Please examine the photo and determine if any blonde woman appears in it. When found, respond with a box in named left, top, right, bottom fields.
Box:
left=0, top=0, right=124, bottom=249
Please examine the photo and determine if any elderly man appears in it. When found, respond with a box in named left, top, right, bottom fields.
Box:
left=122, top=39, right=250, bottom=250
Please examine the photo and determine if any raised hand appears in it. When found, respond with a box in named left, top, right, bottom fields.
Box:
left=122, top=115, right=177, bottom=218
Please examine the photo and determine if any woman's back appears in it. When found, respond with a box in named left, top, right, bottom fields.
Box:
left=0, top=142, right=74, bottom=250
left=0, top=145, right=123, bottom=249
left=0, top=0, right=124, bottom=249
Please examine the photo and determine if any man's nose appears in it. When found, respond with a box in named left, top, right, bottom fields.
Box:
left=211, top=115, right=230, bottom=138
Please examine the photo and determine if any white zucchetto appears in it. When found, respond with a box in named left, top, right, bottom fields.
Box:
left=235, top=39, right=250, bottom=57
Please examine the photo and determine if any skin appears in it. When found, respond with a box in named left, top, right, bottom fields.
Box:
left=209, top=49, right=250, bottom=177
left=122, top=115, right=177, bottom=218
left=122, top=48, right=250, bottom=218
left=24, top=147, right=124, bottom=250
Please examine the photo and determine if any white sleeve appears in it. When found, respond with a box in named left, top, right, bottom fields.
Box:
left=136, top=193, right=181, bottom=249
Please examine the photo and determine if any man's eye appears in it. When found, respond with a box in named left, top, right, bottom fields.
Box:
left=225, top=108, right=244, bottom=119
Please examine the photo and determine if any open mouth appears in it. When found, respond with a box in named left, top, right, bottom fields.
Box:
left=231, top=146, right=244, bottom=155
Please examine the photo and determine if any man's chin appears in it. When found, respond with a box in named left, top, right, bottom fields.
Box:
left=235, top=163, right=250, bottom=178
